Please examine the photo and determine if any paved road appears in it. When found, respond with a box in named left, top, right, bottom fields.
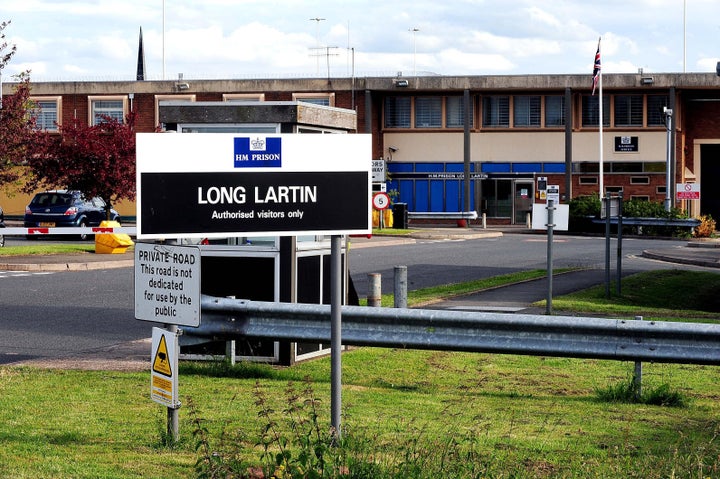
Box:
left=0, top=228, right=717, bottom=368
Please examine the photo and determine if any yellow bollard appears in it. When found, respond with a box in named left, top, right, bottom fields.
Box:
left=94, top=220, right=134, bottom=254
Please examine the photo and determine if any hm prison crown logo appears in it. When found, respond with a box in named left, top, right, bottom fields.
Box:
left=234, top=136, right=282, bottom=168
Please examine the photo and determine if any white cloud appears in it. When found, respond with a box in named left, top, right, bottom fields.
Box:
left=2, top=0, right=720, bottom=80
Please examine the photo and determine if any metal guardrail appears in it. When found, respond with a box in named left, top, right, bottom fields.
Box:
left=193, top=296, right=720, bottom=366
left=408, top=211, right=478, bottom=220
left=592, top=217, right=701, bottom=228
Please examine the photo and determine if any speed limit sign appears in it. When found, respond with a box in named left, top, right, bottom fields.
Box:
left=372, top=192, right=390, bottom=210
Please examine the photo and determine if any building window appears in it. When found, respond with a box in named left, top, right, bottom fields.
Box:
left=414, top=96, right=442, bottom=128
left=384, top=97, right=411, bottom=128
left=30, top=97, right=61, bottom=131
left=513, top=95, right=541, bottom=127
left=223, top=93, right=265, bottom=102
left=579, top=177, right=598, bottom=185
left=88, top=96, right=127, bottom=125
left=545, top=96, right=565, bottom=127
left=446, top=96, right=474, bottom=128
left=647, top=95, right=669, bottom=126
left=482, top=96, right=509, bottom=127
left=614, top=95, right=643, bottom=126
left=630, top=176, right=650, bottom=184
left=292, top=93, right=335, bottom=106
left=581, top=95, right=610, bottom=127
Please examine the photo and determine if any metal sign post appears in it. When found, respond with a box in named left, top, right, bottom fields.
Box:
left=546, top=200, right=555, bottom=315
left=330, top=235, right=342, bottom=440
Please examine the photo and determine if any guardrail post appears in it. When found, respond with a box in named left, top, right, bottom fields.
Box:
left=367, top=273, right=382, bottom=307
left=633, top=315, right=643, bottom=400
left=394, top=266, right=407, bottom=309
left=225, top=296, right=236, bottom=365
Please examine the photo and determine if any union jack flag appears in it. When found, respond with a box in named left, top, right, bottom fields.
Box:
left=592, top=38, right=601, bottom=95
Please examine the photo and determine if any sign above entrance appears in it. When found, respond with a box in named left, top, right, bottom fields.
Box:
left=136, top=134, right=372, bottom=239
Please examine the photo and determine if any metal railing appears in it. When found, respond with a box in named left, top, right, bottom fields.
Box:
left=194, top=296, right=720, bottom=366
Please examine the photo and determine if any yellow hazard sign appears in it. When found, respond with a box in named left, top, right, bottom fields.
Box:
left=152, top=334, right=173, bottom=377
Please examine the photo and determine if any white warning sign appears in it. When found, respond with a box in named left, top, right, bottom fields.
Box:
left=135, top=243, right=201, bottom=327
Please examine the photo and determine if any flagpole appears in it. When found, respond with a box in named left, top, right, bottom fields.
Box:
left=599, top=64, right=603, bottom=197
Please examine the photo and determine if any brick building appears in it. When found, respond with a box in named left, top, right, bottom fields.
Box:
left=2, top=72, right=720, bottom=224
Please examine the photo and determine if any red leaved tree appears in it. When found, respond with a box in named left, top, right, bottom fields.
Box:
left=26, top=112, right=137, bottom=220
left=0, top=21, right=37, bottom=187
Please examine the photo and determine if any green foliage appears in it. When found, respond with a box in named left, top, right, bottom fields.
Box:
left=568, top=194, right=601, bottom=218
left=569, top=195, right=699, bottom=237
left=192, top=378, right=346, bottom=479
left=596, top=377, right=688, bottom=407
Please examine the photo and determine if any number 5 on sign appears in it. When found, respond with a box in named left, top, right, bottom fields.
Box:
left=372, top=192, right=390, bottom=210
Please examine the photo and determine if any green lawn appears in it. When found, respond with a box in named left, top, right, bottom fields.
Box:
left=0, top=269, right=719, bottom=478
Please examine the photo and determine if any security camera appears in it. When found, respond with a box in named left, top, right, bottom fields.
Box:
left=663, top=106, right=673, bottom=116
left=389, top=146, right=399, bottom=153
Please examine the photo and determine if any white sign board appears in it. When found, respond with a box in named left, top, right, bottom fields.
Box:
left=150, top=327, right=180, bottom=409
left=136, top=133, right=372, bottom=239
left=134, top=243, right=201, bottom=327
left=531, top=203, right=570, bottom=231
left=676, top=183, right=700, bottom=200
left=546, top=185, right=560, bottom=204
left=372, top=159, right=386, bottom=183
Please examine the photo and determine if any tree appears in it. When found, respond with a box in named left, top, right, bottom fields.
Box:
left=0, top=21, right=37, bottom=187
left=25, top=112, right=137, bottom=219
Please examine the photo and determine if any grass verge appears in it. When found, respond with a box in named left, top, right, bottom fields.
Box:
left=363, top=268, right=574, bottom=307
left=0, top=244, right=97, bottom=256
left=1, top=269, right=719, bottom=478
left=544, top=269, right=720, bottom=319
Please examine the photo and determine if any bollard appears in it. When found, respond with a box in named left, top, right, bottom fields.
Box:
left=482, top=212, right=487, bottom=229
left=367, top=273, right=382, bottom=307
left=394, top=266, right=408, bottom=309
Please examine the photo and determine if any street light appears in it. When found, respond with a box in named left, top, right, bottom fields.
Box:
left=310, top=17, right=326, bottom=75
left=664, top=107, right=673, bottom=212
left=409, top=28, right=419, bottom=77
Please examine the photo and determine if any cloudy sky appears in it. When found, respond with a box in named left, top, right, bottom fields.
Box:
left=2, top=0, right=719, bottom=82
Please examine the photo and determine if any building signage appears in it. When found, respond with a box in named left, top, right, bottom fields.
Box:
left=134, top=243, right=201, bottom=326
left=614, top=136, right=639, bottom=153
left=390, top=172, right=487, bottom=180
left=676, top=182, right=700, bottom=200
left=136, top=133, right=372, bottom=239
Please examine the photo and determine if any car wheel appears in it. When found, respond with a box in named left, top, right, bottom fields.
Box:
left=78, top=220, right=89, bottom=241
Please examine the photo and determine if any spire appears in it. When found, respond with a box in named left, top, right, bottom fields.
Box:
left=136, top=27, right=146, bottom=81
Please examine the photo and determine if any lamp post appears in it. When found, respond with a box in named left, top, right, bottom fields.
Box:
left=664, top=107, right=673, bottom=212
left=409, top=27, right=419, bottom=77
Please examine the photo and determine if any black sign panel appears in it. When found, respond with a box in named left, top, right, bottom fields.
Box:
left=614, top=136, right=639, bottom=152
left=140, top=171, right=368, bottom=236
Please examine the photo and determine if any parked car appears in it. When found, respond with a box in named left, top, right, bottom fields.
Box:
left=24, top=190, right=119, bottom=240
left=0, top=204, right=5, bottom=247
